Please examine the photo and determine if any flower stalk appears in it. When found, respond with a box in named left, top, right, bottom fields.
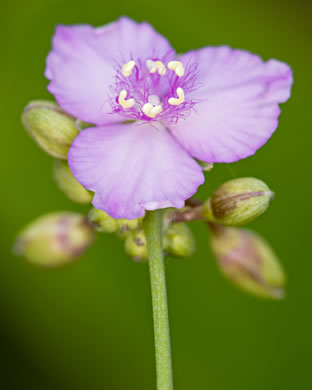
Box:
left=144, top=210, right=174, bottom=390
left=168, top=205, right=205, bottom=223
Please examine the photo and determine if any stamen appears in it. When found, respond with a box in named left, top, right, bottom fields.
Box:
left=142, top=103, right=163, bottom=118
left=167, top=61, right=185, bottom=77
left=146, top=60, right=157, bottom=73
left=121, top=60, right=136, bottom=77
left=146, top=60, right=166, bottom=76
left=168, top=87, right=185, bottom=106
left=118, top=90, right=136, bottom=109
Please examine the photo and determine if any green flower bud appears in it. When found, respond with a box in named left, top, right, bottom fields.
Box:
left=53, top=160, right=93, bottom=203
left=22, top=101, right=79, bottom=159
left=197, top=161, right=214, bottom=172
left=202, top=177, right=273, bottom=226
left=88, top=208, right=119, bottom=233
left=14, top=212, right=95, bottom=267
left=124, top=230, right=148, bottom=262
left=88, top=208, right=142, bottom=234
left=75, top=119, right=94, bottom=131
left=116, top=218, right=142, bottom=234
left=210, top=225, right=286, bottom=299
left=167, top=223, right=195, bottom=257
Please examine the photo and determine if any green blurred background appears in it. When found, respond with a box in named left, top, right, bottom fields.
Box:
left=1, top=0, right=311, bottom=388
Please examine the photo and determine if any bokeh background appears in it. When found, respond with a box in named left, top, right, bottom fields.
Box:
left=1, top=0, right=311, bottom=388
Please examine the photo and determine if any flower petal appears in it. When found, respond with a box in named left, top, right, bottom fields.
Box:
left=68, top=123, right=204, bottom=219
left=170, top=47, right=293, bottom=162
left=46, top=25, right=116, bottom=125
left=92, top=16, right=174, bottom=60
left=46, top=17, right=173, bottom=125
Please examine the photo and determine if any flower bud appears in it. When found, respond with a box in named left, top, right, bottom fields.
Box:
left=88, top=208, right=119, bottom=233
left=167, top=223, right=195, bottom=257
left=202, top=178, right=273, bottom=226
left=210, top=225, right=286, bottom=299
left=14, top=212, right=95, bottom=267
left=53, top=160, right=93, bottom=203
left=124, top=230, right=148, bottom=262
left=88, top=208, right=141, bottom=234
left=75, top=119, right=93, bottom=131
left=22, top=101, right=79, bottom=159
left=198, top=161, right=214, bottom=172
left=116, top=218, right=142, bottom=234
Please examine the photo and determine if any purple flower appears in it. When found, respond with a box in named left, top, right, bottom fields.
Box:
left=45, top=17, right=292, bottom=219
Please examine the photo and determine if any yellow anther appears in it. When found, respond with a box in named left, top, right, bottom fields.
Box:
left=118, top=90, right=135, bottom=109
left=146, top=60, right=167, bottom=76
left=155, top=61, right=167, bottom=76
left=168, top=87, right=185, bottom=106
left=121, top=60, right=136, bottom=77
left=167, top=61, right=185, bottom=77
left=142, top=103, right=163, bottom=118
left=146, top=60, right=157, bottom=73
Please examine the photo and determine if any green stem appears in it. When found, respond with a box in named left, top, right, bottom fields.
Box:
left=144, top=210, right=174, bottom=390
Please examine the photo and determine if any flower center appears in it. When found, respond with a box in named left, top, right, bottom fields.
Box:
left=110, top=55, right=199, bottom=124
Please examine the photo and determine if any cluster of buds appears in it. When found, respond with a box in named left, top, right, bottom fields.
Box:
left=167, top=177, right=285, bottom=299
left=88, top=207, right=195, bottom=262
left=16, top=100, right=286, bottom=299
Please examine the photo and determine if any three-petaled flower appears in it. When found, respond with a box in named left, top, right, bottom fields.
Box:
left=45, top=17, right=292, bottom=219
